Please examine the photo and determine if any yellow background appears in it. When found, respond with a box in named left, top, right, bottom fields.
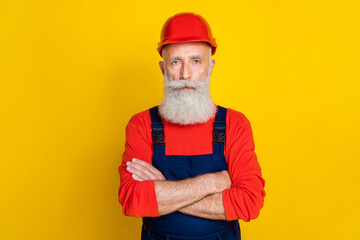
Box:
left=1, top=0, right=359, bottom=239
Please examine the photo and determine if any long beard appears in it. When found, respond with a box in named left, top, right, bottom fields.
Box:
left=159, top=74, right=215, bottom=125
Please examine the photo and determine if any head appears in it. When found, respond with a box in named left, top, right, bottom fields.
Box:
left=158, top=42, right=216, bottom=125
left=157, top=13, right=217, bottom=125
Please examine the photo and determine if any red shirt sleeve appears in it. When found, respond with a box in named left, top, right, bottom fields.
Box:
left=222, top=109, right=266, bottom=221
left=118, top=110, right=159, bottom=217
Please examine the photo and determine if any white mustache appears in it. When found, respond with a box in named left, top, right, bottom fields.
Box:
left=164, top=80, right=208, bottom=92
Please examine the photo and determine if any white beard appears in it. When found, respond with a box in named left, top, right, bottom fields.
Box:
left=159, top=73, right=216, bottom=125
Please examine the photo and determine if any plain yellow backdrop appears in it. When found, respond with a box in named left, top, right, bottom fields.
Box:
left=1, top=0, right=359, bottom=239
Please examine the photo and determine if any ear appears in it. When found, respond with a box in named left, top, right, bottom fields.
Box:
left=209, top=59, right=215, bottom=75
left=159, top=61, right=165, bottom=75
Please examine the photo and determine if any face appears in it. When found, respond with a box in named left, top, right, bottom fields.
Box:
left=159, top=42, right=215, bottom=82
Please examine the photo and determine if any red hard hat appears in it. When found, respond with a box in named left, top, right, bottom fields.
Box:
left=157, top=13, right=217, bottom=57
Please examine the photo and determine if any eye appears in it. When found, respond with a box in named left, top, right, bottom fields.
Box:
left=171, top=60, right=181, bottom=65
left=193, top=59, right=201, bottom=64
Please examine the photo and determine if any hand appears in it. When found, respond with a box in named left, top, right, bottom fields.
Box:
left=126, top=158, right=166, bottom=181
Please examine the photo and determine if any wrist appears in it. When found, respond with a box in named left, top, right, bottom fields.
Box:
left=210, top=170, right=231, bottom=193
left=197, top=172, right=222, bottom=194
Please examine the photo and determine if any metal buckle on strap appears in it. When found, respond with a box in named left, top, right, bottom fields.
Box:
left=151, top=121, right=165, bottom=145
left=152, top=134, right=165, bottom=145
left=213, top=132, right=225, bottom=144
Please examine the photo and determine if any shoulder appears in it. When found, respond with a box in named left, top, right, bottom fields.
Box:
left=124, top=108, right=155, bottom=146
left=224, top=107, right=252, bottom=128
left=127, top=109, right=151, bottom=126
left=222, top=107, right=255, bottom=148
left=227, top=108, right=249, bottom=122
left=125, top=108, right=153, bottom=137
left=221, top=106, right=255, bottom=140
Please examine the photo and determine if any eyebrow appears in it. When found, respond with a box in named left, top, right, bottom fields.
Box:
left=169, top=55, right=203, bottom=61
left=169, top=56, right=182, bottom=61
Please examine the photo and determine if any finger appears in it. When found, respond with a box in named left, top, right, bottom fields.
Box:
left=126, top=165, right=154, bottom=180
left=132, top=158, right=166, bottom=180
left=131, top=174, right=144, bottom=181
left=127, top=161, right=163, bottom=180
left=130, top=159, right=165, bottom=179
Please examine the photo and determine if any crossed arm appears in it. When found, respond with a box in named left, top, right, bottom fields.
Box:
left=119, top=111, right=265, bottom=221
left=126, top=158, right=231, bottom=220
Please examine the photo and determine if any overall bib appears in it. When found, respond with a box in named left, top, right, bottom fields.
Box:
left=142, top=106, right=241, bottom=240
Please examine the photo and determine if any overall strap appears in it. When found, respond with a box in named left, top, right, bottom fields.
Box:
left=213, top=106, right=227, bottom=145
left=149, top=106, right=165, bottom=145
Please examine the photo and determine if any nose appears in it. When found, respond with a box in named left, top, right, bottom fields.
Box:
left=180, top=62, right=191, bottom=80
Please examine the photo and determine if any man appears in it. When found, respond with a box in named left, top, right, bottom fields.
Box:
left=118, top=13, right=265, bottom=240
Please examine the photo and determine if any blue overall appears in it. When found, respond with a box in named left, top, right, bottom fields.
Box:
left=142, top=106, right=241, bottom=240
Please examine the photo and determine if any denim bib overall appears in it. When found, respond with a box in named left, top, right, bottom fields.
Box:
left=142, top=106, right=240, bottom=240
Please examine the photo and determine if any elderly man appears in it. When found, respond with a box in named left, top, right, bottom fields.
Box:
left=118, top=13, right=265, bottom=240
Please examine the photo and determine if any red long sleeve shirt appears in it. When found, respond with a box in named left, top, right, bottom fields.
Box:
left=118, top=107, right=265, bottom=221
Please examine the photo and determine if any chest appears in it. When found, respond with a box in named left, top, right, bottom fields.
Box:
left=163, top=121, right=213, bottom=156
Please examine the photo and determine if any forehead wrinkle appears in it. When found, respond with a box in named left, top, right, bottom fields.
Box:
left=189, top=54, right=203, bottom=59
